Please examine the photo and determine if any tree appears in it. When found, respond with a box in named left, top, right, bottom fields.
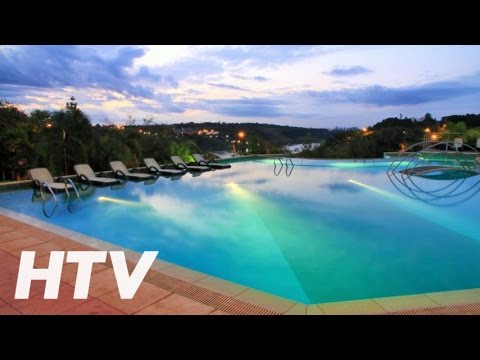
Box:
left=142, top=114, right=155, bottom=126
left=302, top=132, right=314, bottom=151
left=419, top=112, right=436, bottom=127
left=125, top=114, right=136, bottom=126
left=0, top=101, right=32, bottom=180
left=48, top=97, right=94, bottom=175
left=170, top=139, right=198, bottom=163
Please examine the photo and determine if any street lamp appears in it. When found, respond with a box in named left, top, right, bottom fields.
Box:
left=62, top=128, right=68, bottom=175
left=423, top=128, right=431, bottom=149
left=45, top=121, right=68, bottom=175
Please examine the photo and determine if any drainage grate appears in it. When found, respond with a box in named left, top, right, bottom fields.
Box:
left=144, top=270, right=280, bottom=315
left=387, top=303, right=480, bottom=315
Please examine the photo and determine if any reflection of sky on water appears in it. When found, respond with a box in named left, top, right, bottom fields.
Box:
left=1, top=159, right=480, bottom=304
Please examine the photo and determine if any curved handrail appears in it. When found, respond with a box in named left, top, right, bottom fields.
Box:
left=65, top=178, right=80, bottom=200
left=273, top=158, right=283, bottom=176
left=388, top=140, right=480, bottom=176
left=41, top=182, right=58, bottom=203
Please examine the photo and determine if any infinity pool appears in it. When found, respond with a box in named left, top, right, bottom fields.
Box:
left=1, top=158, right=480, bottom=304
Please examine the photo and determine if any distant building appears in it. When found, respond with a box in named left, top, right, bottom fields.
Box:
left=197, top=129, right=219, bottom=136
left=284, top=143, right=321, bottom=154
left=173, top=127, right=196, bottom=135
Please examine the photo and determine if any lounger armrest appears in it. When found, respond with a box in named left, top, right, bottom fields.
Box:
left=79, top=174, right=92, bottom=184
left=198, top=160, right=209, bottom=166
left=148, top=166, right=159, bottom=173
left=115, top=170, right=126, bottom=178
left=32, top=179, right=42, bottom=188
left=176, top=163, right=188, bottom=170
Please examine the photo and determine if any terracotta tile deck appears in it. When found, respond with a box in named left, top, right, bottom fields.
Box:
left=1, top=212, right=480, bottom=315
left=0, top=214, right=278, bottom=315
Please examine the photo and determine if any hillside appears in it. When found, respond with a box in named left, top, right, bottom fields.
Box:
left=126, top=122, right=331, bottom=152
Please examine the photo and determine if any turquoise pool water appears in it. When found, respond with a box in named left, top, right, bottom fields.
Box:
left=1, top=158, right=480, bottom=304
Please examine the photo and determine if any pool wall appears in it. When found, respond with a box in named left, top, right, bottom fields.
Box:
left=1, top=207, right=480, bottom=314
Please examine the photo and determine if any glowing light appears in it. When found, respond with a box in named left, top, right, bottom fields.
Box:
left=425, top=128, right=431, bottom=133
left=362, top=127, right=367, bottom=132
left=238, top=131, right=245, bottom=139
left=431, top=134, right=438, bottom=141
left=226, top=182, right=253, bottom=199
left=348, top=179, right=395, bottom=198
left=97, top=196, right=141, bottom=206
left=46, top=123, right=52, bottom=128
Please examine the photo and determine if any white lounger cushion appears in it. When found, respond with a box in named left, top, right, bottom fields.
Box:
left=192, top=154, right=231, bottom=169
left=47, top=182, right=73, bottom=190
left=170, top=156, right=210, bottom=171
left=29, top=168, right=72, bottom=189
left=144, top=158, right=185, bottom=175
left=74, top=164, right=118, bottom=184
left=110, top=161, right=151, bottom=179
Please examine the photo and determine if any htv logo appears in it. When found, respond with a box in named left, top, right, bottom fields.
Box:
left=15, top=251, right=158, bottom=299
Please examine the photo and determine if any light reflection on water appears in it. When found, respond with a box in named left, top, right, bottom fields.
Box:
left=1, top=159, right=480, bottom=304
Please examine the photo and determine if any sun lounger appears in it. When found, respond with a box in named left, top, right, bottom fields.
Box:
left=29, top=168, right=73, bottom=191
left=28, top=167, right=79, bottom=201
left=74, top=164, right=119, bottom=186
left=109, top=161, right=153, bottom=181
left=170, top=156, right=211, bottom=172
left=143, top=158, right=187, bottom=177
left=192, top=153, right=231, bottom=170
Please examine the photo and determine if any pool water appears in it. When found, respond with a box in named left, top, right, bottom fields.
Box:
left=1, top=158, right=480, bottom=304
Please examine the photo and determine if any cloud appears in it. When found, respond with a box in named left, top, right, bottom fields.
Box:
left=232, top=74, right=269, bottom=82
left=0, top=46, right=177, bottom=98
left=200, top=45, right=349, bottom=67
left=156, top=57, right=224, bottom=81
left=306, top=76, right=480, bottom=107
left=326, top=66, right=372, bottom=76
left=2, top=45, right=480, bottom=128
left=207, top=83, right=248, bottom=91
left=200, top=98, right=285, bottom=118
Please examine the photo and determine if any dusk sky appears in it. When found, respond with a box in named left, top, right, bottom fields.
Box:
left=1, top=45, right=480, bottom=128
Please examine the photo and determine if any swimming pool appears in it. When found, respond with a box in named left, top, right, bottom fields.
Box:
left=1, top=158, right=480, bottom=304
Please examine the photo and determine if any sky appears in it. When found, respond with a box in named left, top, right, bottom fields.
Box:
left=1, top=45, right=480, bottom=129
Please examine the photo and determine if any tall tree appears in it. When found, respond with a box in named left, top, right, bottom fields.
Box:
left=0, top=101, right=32, bottom=180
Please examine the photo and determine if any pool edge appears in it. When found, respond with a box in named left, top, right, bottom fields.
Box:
left=1, top=207, right=479, bottom=315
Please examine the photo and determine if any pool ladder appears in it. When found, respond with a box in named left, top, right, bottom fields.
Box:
left=273, top=157, right=294, bottom=176
left=34, top=179, right=80, bottom=218
left=39, top=178, right=80, bottom=204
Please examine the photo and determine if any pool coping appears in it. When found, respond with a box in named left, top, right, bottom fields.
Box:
left=1, top=207, right=480, bottom=315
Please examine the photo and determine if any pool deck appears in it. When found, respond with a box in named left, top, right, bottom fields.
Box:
left=1, top=209, right=480, bottom=315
